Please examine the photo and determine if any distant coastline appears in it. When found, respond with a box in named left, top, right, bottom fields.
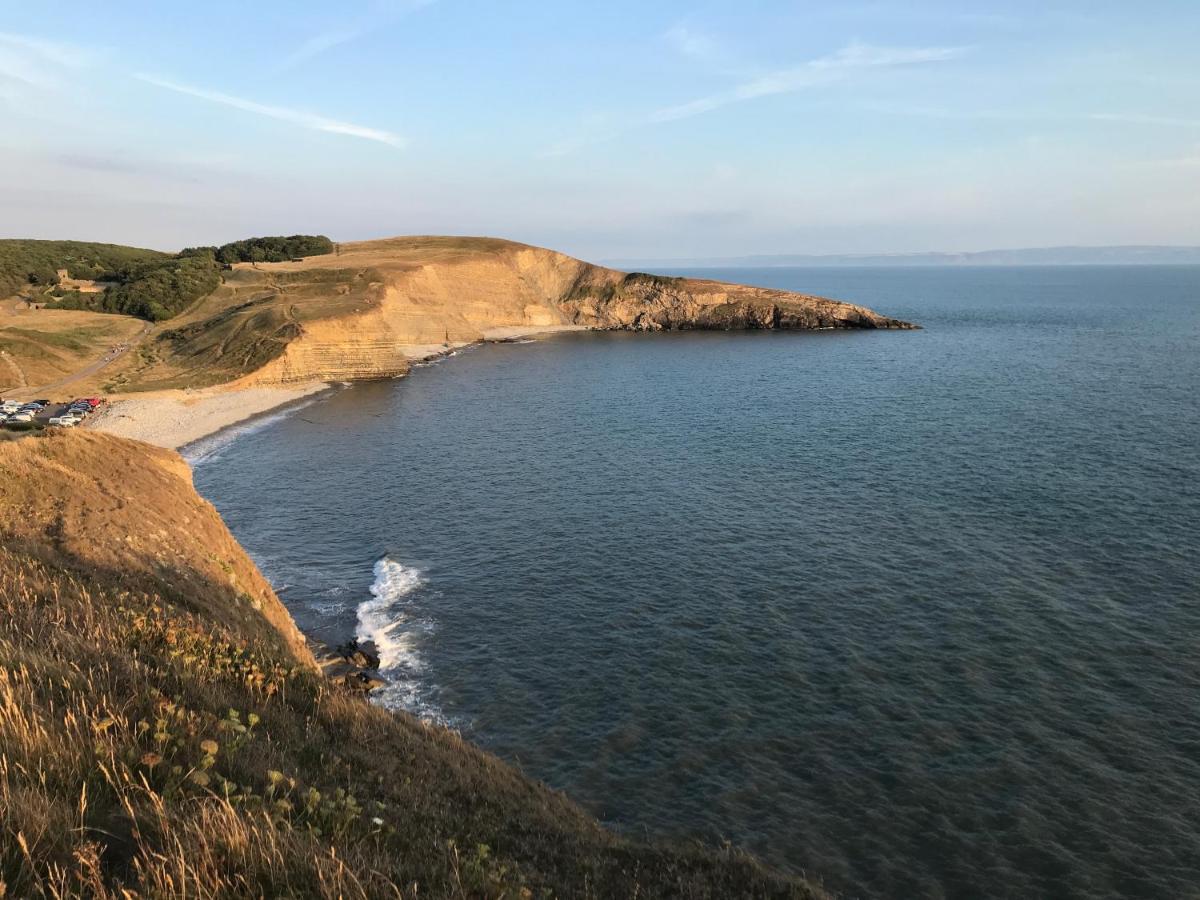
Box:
left=607, top=245, right=1200, bottom=270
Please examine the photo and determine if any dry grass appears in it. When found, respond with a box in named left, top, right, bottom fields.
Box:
left=0, top=299, right=146, bottom=394
left=106, top=268, right=386, bottom=392
left=0, top=431, right=826, bottom=899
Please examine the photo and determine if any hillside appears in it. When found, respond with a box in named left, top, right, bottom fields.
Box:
left=0, top=297, right=147, bottom=392
left=0, top=239, right=167, bottom=297
left=0, top=429, right=826, bottom=898
left=0, top=236, right=334, bottom=395
left=103, top=236, right=915, bottom=392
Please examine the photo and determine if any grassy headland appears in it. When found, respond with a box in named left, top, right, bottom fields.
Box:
left=3, top=234, right=914, bottom=399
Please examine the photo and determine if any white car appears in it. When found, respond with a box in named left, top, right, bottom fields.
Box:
left=9, top=411, right=34, bottom=423
left=49, top=416, right=79, bottom=427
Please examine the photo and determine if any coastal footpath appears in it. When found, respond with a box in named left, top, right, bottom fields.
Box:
left=0, top=429, right=828, bottom=898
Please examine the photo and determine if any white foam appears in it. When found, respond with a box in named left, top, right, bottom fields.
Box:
left=357, top=558, right=447, bottom=723
left=182, top=395, right=324, bottom=468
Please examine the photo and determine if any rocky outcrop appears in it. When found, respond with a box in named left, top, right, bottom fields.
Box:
left=558, top=271, right=914, bottom=331
left=311, top=638, right=387, bottom=693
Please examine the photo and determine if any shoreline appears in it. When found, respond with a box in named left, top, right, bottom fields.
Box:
left=88, top=325, right=588, bottom=452
left=88, top=382, right=333, bottom=451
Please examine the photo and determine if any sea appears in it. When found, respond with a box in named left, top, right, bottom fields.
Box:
left=190, top=265, right=1200, bottom=899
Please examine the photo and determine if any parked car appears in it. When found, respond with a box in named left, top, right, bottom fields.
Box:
left=49, top=416, right=79, bottom=427
left=9, top=411, right=34, bottom=423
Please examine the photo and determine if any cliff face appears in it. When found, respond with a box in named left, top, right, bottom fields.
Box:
left=558, top=270, right=912, bottom=331
left=0, top=429, right=313, bottom=664
left=120, top=237, right=914, bottom=390
left=0, top=429, right=824, bottom=898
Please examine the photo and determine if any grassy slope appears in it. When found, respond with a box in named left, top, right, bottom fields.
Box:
left=104, top=267, right=381, bottom=392
left=0, top=238, right=163, bottom=395
left=0, top=430, right=825, bottom=899
left=0, top=299, right=147, bottom=393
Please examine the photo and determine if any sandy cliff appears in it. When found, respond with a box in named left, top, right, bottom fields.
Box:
left=0, top=429, right=313, bottom=664
left=115, top=237, right=914, bottom=390
left=246, top=239, right=913, bottom=385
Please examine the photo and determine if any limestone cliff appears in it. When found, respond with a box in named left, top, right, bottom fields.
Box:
left=121, top=236, right=916, bottom=390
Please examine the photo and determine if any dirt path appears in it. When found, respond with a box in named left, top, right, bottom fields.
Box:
left=26, top=322, right=152, bottom=396
left=0, top=350, right=28, bottom=392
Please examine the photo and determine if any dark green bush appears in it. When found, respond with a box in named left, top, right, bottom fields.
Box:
left=19, top=236, right=333, bottom=322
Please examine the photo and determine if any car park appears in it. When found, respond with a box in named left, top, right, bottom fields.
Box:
left=0, top=396, right=104, bottom=429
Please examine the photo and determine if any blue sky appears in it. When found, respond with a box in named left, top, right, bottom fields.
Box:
left=1, top=1, right=1198, bottom=259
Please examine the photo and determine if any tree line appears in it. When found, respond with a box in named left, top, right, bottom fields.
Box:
left=182, top=235, right=335, bottom=266
left=0, top=240, right=166, bottom=298
left=0, top=235, right=334, bottom=321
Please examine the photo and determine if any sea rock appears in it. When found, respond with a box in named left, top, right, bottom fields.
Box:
left=321, top=661, right=387, bottom=693
left=336, top=638, right=381, bottom=670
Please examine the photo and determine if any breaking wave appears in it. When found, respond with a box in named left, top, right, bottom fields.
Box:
left=356, top=557, right=445, bottom=723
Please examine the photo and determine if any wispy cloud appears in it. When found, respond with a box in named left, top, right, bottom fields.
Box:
left=539, top=41, right=966, bottom=157
left=280, top=28, right=365, bottom=70
left=136, top=74, right=406, bottom=148
left=0, top=31, right=97, bottom=99
left=536, top=112, right=617, bottom=159
left=0, top=31, right=95, bottom=68
left=650, top=41, right=966, bottom=123
left=538, top=135, right=594, bottom=159
left=278, top=0, right=438, bottom=71
left=665, top=25, right=721, bottom=62
left=1089, top=112, right=1200, bottom=129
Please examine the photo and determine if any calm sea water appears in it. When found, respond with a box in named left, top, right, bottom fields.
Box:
left=192, top=266, right=1200, bottom=899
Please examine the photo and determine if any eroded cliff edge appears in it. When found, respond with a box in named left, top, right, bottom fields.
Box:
left=114, top=236, right=916, bottom=390
left=0, top=429, right=825, bottom=898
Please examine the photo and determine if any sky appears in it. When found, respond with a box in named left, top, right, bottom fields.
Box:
left=1, top=1, right=1198, bottom=260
